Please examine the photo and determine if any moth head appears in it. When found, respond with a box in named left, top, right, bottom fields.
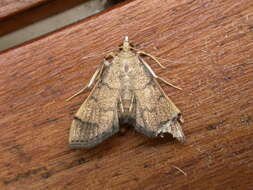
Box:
left=122, top=36, right=131, bottom=51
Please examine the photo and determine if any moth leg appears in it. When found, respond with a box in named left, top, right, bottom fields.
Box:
left=157, top=77, right=182, bottom=90
left=128, top=95, right=135, bottom=113
left=66, top=64, right=104, bottom=101
left=119, top=96, right=124, bottom=113
left=137, top=50, right=166, bottom=69
left=141, top=57, right=182, bottom=90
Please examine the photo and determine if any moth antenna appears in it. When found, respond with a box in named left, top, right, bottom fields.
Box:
left=136, top=50, right=166, bottom=69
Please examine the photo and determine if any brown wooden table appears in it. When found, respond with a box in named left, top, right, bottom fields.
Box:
left=0, top=0, right=253, bottom=189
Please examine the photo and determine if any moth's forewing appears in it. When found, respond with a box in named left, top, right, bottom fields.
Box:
left=69, top=63, right=121, bottom=148
left=133, top=58, right=185, bottom=141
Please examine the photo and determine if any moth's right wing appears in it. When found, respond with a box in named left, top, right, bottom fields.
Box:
left=69, top=79, right=120, bottom=148
left=133, top=57, right=185, bottom=141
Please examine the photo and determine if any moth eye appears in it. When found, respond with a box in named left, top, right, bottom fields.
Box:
left=129, top=42, right=135, bottom=47
left=105, top=56, right=113, bottom=62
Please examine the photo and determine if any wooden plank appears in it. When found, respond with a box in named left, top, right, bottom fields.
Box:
left=0, top=0, right=51, bottom=20
left=0, top=0, right=252, bottom=189
left=0, top=0, right=90, bottom=37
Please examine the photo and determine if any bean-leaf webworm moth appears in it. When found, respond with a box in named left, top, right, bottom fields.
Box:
left=68, top=37, right=185, bottom=148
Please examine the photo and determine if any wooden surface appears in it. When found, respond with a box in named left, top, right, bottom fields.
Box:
left=0, top=0, right=253, bottom=189
left=0, top=0, right=51, bottom=20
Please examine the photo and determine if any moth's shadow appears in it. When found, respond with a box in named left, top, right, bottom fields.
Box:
left=143, top=133, right=177, bottom=146
left=122, top=124, right=179, bottom=146
left=111, top=124, right=180, bottom=148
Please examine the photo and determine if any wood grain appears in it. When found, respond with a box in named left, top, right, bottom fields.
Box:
left=0, top=0, right=51, bottom=20
left=0, top=0, right=253, bottom=189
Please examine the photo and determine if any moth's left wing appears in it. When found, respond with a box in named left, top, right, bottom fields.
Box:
left=133, top=58, right=185, bottom=141
left=69, top=80, right=120, bottom=148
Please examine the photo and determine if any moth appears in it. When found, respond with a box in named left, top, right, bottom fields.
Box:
left=68, top=37, right=185, bottom=148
